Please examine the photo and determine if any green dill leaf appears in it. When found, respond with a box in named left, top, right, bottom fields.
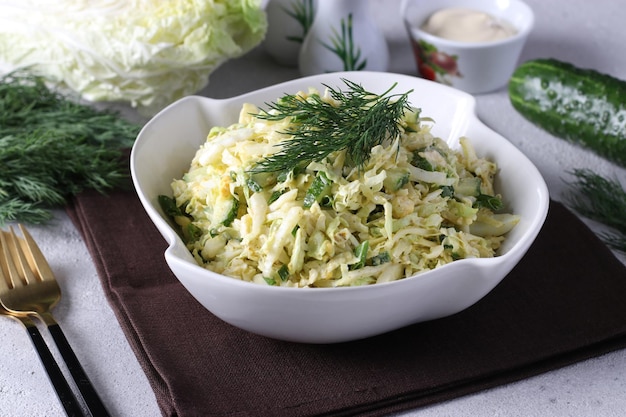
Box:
left=350, top=240, right=369, bottom=270
left=251, top=79, right=413, bottom=174
left=565, top=169, right=626, bottom=252
left=0, top=198, right=53, bottom=224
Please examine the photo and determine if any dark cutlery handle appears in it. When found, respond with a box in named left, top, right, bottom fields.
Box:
left=48, top=324, right=111, bottom=417
left=26, top=324, right=85, bottom=417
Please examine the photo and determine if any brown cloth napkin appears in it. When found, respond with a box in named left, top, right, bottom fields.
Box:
left=67, top=183, right=626, bottom=417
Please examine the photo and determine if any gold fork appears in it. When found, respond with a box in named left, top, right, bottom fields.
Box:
left=0, top=225, right=110, bottom=417
left=0, top=303, right=84, bottom=416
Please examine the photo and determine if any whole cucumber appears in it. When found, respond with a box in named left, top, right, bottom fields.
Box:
left=508, top=58, right=626, bottom=167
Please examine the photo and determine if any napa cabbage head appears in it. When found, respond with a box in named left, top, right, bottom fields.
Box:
left=0, top=0, right=267, bottom=115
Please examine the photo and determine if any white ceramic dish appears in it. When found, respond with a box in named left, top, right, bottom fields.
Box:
left=131, top=71, right=549, bottom=344
left=401, top=0, right=534, bottom=94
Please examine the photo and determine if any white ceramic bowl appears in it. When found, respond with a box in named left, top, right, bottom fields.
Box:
left=401, top=0, right=534, bottom=94
left=131, top=71, right=549, bottom=344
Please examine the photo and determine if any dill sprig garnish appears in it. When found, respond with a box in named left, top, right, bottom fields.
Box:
left=565, top=168, right=626, bottom=252
left=251, top=79, right=413, bottom=173
left=0, top=70, right=140, bottom=225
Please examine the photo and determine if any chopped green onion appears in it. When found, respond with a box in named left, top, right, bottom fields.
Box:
left=277, top=265, right=290, bottom=281
left=350, top=240, right=369, bottom=270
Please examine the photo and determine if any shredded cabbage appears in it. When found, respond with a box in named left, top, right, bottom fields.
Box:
left=0, top=0, right=267, bottom=115
left=169, top=88, right=520, bottom=287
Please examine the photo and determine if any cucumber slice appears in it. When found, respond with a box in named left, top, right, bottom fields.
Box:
left=303, top=171, right=332, bottom=208
left=383, top=169, right=410, bottom=192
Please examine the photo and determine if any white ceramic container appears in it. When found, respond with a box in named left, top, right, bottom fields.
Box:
left=298, top=0, right=389, bottom=76
left=402, top=0, right=534, bottom=94
left=264, top=0, right=317, bottom=66
left=131, top=71, right=549, bottom=344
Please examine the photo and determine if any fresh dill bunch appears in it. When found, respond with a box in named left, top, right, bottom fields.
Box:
left=0, top=70, right=140, bottom=225
left=0, top=71, right=138, bottom=148
left=0, top=198, right=52, bottom=225
left=0, top=130, right=129, bottom=224
left=565, top=168, right=626, bottom=252
left=251, top=79, right=413, bottom=174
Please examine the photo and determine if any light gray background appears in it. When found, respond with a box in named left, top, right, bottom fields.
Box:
left=1, top=0, right=625, bottom=415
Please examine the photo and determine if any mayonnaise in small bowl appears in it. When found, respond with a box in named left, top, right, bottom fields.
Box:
left=401, top=0, right=534, bottom=94
left=421, top=8, right=518, bottom=43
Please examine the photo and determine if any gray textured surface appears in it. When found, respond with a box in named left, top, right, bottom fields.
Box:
left=1, top=1, right=625, bottom=416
